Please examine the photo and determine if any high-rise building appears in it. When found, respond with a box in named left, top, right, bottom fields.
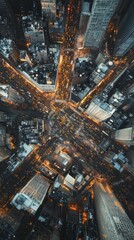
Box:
left=109, top=91, right=126, bottom=108
left=49, top=175, right=73, bottom=203
left=94, top=181, right=134, bottom=240
left=0, top=38, right=20, bottom=65
left=22, top=16, right=45, bottom=44
left=84, top=0, right=120, bottom=48
left=0, top=84, right=24, bottom=104
left=0, top=0, right=26, bottom=48
left=114, top=1, right=134, bottom=57
left=104, top=151, right=128, bottom=172
left=90, top=62, right=109, bottom=85
left=85, top=98, right=115, bottom=122
left=115, top=127, right=134, bottom=145
left=0, top=124, right=6, bottom=147
left=0, top=0, right=17, bottom=40
left=11, top=174, right=50, bottom=215
left=38, top=201, right=59, bottom=227
left=41, top=0, right=56, bottom=20
left=79, top=0, right=90, bottom=35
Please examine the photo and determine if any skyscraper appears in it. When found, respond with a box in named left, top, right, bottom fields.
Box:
left=115, top=127, right=134, bottom=145
left=114, top=1, right=134, bottom=57
left=84, top=0, right=120, bottom=48
left=79, top=0, right=90, bottom=35
left=94, top=181, right=134, bottom=240
left=40, top=0, right=56, bottom=19
left=11, top=174, right=50, bottom=215
left=85, top=98, right=115, bottom=122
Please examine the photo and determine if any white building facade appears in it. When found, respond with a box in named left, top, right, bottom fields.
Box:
left=85, top=98, right=115, bottom=122
left=115, top=127, right=134, bottom=145
left=11, top=174, right=50, bottom=214
left=94, top=181, right=134, bottom=240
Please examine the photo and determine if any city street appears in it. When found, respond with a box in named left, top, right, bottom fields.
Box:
left=0, top=50, right=133, bottom=221
left=0, top=2, right=134, bottom=238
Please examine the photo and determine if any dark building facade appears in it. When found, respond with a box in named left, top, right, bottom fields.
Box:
left=114, top=0, right=134, bottom=56
left=0, top=0, right=26, bottom=48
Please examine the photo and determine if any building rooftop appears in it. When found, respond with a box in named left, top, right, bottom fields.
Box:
left=94, top=98, right=115, bottom=113
left=82, top=2, right=90, bottom=14
left=18, top=143, right=33, bottom=160
left=0, top=38, right=12, bottom=58
left=11, top=174, right=50, bottom=214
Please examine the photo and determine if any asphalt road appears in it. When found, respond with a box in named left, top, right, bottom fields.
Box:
left=0, top=4, right=134, bottom=230
left=55, top=0, right=81, bottom=100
